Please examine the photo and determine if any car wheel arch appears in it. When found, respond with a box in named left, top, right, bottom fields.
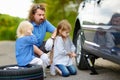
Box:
left=73, top=19, right=81, bottom=43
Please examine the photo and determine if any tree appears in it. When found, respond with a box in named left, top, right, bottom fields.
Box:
left=32, top=0, right=46, bottom=3
left=46, top=0, right=78, bottom=26
left=0, top=14, right=23, bottom=40
left=76, top=0, right=83, bottom=4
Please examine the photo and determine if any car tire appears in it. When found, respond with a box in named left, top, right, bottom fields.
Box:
left=0, top=64, right=43, bottom=80
left=73, top=29, right=89, bottom=70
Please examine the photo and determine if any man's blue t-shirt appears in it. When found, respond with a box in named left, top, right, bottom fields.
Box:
left=31, top=20, right=56, bottom=47
left=15, top=35, right=37, bottom=66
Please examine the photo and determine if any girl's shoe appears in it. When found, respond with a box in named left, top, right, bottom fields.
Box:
left=50, top=64, right=56, bottom=76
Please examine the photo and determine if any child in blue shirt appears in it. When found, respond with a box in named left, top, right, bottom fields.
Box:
left=15, top=21, right=49, bottom=77
left=15, top=20, right=43, bottom=66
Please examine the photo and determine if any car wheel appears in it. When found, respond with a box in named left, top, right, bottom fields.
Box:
left=0, top=64, right=43, bottom=80
left=74, top=29, right=89, bottom=70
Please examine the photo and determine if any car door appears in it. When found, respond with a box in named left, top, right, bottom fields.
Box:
left=79, top=0, right=120, bottom=55
left=73, top=0, right=120, bottom=68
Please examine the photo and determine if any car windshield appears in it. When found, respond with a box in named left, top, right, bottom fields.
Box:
left=79, top=0, right=120, bottom=25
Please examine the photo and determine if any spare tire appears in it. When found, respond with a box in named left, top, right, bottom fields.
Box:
left=0, top=64, right=43, bottom=80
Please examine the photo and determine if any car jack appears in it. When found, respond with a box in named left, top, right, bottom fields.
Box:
left=85, top=54, right=98, bottom=75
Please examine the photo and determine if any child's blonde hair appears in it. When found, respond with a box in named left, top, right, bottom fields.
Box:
left=16, top=21, right=33, bottom=38
left=57, top=19, right=71, bottom=36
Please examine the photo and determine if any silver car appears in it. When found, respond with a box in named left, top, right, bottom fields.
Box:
left=73, top=0, right=120, bottom=71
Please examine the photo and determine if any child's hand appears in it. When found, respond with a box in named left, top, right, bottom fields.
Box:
left=67, top=52, right=76, bottom=58
left=71, top=52, right=76, bottom=57
left=25, top=30, right=32, bottom=36
left=27, top=30, right=32, bottom=35
left=67, top=53, right=72, bottom=58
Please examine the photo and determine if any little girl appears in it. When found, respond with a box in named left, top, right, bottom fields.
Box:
left=51, top=20, right=77, bottom=77
left=15, top=21, right=49, bottom=77
left=15, top=20, right=43, bottom=66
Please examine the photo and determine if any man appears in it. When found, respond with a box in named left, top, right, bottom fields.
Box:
left=28, top=4, right=56, bottom=76
left=28, top=3, right=56, bottom=55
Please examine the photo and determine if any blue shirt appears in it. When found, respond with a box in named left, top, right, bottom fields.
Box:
left=31, top=20, right=56, bottom=47
left=15, top=35, right=37, bottom=66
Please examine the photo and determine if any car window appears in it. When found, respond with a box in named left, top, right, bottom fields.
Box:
left=78, top=0, right=120, bottom=25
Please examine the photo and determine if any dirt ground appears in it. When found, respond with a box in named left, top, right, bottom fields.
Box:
left=0, top=41, right=120, bottom=80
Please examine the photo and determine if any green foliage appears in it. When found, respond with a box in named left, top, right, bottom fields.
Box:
left=0, top=14, right=24, bottom=40
left=45, top=0, right=78, bottom=38
left=45, top=0, right=77, bottom=24
left=0, top=0, right=80, bottom=40
left=32, top=0, right=46, bottom=3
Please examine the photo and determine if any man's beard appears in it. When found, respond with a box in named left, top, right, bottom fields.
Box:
left=39, top=19, right=45, bottom=24
left=35, top=19, right=44, bottom=25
